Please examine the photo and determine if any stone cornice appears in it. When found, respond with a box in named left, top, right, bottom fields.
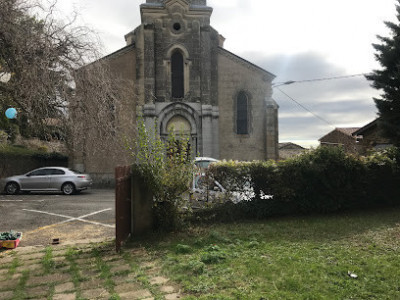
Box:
left=141, top=0, right=212, bottom=12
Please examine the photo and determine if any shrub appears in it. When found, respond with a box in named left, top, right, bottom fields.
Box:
left=195, top=147, right=400, bottom=223
left=278, top=147, right=367, bottom=213
left=200, top=245, right=227, bottom=264
left=361, top=147, right=400, bottom=205
left=175, top=244, right=192, bottom=254
left=126, top=118, right=194, bottom=231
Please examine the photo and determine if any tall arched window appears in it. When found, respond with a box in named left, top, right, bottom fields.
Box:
left=236, top=91, right=249, bottom=134
left=171, top=50, right=184, bottom=98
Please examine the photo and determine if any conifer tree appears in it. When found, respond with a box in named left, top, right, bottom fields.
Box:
left=366, top=0, right=400, bottom=146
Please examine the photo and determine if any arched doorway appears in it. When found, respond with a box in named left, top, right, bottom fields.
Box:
left=158, top=103, right=200, bottom=157
left=166, top=115, right=192, bottom=158
left=167, top=115, right=191, bottom=135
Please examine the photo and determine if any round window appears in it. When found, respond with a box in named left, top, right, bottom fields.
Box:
left=173, top=22, right=181, bottom=31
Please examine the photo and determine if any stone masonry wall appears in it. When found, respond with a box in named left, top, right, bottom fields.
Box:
left=217, top=53, right=270, bottom=161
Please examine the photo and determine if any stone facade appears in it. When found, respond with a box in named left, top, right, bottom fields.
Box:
left=71, top=0, right=279, bottom=183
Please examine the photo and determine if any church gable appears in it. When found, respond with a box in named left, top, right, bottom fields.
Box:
left=217, top=47, right=275, bottom=81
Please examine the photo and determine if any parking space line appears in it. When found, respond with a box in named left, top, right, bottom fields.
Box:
left=0, top=200, right=23, bottom=202
left=0, top=199, right=45, bottom=202
left=23, top=209, right=75, bottom=220
left=22, top=208, right=115, bottom=228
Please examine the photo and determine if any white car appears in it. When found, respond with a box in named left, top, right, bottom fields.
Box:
left=192, top=158, right=272, bottom=203
left=193, top=157, right=219, bottom=189
left=194, top=157, right=219, bottom=169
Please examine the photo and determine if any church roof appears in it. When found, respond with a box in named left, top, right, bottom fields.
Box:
left=217, top=47, right=275, bottom=80
left=101, top=44, right=135, bottom=61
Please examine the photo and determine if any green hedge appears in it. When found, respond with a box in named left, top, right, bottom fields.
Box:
left=195, top=147, right=400, bottom=222
left=0, top=145, right=68, bottom=161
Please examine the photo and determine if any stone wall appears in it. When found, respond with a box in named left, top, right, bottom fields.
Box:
left=0, top=155, right=68, bottom=178
left=217, top=51, right=275, bottom=161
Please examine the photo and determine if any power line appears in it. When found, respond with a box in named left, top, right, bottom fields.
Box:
left=273, top=73, right=370, bottom=86
left=275, top=87, right=335, bottom=128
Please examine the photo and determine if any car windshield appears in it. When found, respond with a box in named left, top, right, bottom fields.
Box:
left=195, top=161, right=214, bottom=169
left=195, top=158, right=219, bottom=169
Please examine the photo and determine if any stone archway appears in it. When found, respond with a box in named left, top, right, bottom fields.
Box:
left=158, top=102, right=201, bottom=155
left=167, top=115, right=191, bottom=135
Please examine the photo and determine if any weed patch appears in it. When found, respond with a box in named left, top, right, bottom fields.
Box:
left=41, top=246, right=55, bottom=274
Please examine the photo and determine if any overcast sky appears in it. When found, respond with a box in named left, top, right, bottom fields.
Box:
left=55, top=0, right=398, bottom=147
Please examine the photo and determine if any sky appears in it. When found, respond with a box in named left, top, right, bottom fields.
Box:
left=54, top=0, right=398, bottom=147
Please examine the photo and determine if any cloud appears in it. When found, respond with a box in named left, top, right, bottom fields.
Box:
left=238, top=51, right=380, bottom=146
left=52, top=0, right=384, bottom=148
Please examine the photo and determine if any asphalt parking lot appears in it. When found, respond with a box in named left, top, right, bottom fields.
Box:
left=0, top=189, right=115, bottom=247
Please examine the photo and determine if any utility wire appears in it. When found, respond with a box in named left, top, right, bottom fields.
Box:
left=273, top=73, right=370, bottom=86
left=275, top=87, right=335, bottom=128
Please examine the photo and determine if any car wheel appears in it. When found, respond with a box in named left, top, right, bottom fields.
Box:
left=61, top=183, right=75, bottom=195
left=5, top=182, right=20, bottom=195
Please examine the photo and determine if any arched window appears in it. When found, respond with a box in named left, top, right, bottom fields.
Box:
left=236, top=91, right=249, bottom=134
left=171, top=50, right=184, bottom=98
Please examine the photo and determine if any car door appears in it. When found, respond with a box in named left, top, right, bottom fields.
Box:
left=19, top=169, right=51, bottom=190
left=48, top=168, right=66, bottom=190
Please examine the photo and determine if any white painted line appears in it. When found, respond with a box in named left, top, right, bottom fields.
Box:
left=0, top=200, right=23, bottom=202
left=22, top=208, right=115, bottom=228
left=66, top=218, right=115, bottom=228
left=75, top=208, right=112, bottom=219
left=0, top=199, right=44, bottom=202
left=23, top=209, right=75, bottom=220
left=56, top=208, right=114, bottom=228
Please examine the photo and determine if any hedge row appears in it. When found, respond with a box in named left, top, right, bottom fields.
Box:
left=0, top=145, right=68, bottom=178
left=194, top=147, right=400, bottom=222
left=0, top=145, right=67, bottom=160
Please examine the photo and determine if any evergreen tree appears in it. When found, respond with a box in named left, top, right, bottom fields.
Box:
left=366, top=0, right=400, bottom=146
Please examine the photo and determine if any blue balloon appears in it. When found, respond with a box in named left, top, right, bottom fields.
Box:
left=5, top=108, right=17, bottom=119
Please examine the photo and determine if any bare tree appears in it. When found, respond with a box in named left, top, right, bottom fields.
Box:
left=0, top=0, right=135, bottom=168
left=70, top=59, right=135, bottom=172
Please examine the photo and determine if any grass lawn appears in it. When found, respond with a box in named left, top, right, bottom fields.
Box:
left=130, top=207, right=400, bottom=299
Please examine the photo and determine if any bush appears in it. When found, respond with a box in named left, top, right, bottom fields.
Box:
left=0, top=144, right=68, bottom=162
left=195, top=147, right=400, bottom=223
left=361, top=147, right=400, bottom=206
left=126, top=118, right=194, bottom=232
left=278, top=147, right=367, bottom=213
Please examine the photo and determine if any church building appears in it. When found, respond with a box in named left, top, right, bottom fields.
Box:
left=71, top=0, right=279, bottom=184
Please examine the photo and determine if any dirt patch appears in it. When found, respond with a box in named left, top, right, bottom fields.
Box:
left=20, top=222, right=114, bottom=247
